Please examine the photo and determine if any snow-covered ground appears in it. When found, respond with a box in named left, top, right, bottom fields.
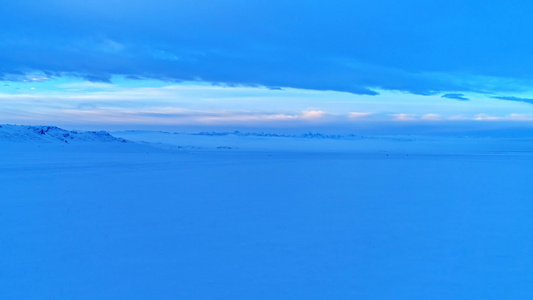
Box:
left=2, top=125, right=533, bottom=299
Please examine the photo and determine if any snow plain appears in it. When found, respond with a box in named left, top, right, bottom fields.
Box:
left=2, top=124, right=533, bottom=299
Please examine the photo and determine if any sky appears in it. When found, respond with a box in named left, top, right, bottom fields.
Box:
left=2, top=0, right=533, bottom=131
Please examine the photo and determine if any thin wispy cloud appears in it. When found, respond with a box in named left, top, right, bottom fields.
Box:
left=391, top=114, right=417, bottom=121
left=421, top=113, right=441, bottom=121
left=474, top=113, right=533, bottom=121
left=442, top=93, right=469, bottom=101
left=492, top=96, right=533, bottom=105
left=348, top=112, right=373, bottom=119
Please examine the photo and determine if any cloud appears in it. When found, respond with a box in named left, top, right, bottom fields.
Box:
left=2, top=1, right=533, bottom=96
left=348, top=112, right=373, bottom=119
left=0, top=73, right=51, bottom=83
left=421, top=113, right=440, bottom=120
left=58, top=81, right=116, bottom=90
left=492, top=96, right=533, bottom=105
left=441, top=93, right=469, bottom=101
left=301, top=110, right=326, bottom=119
left=391, top=114, right=417, bottom=121
left=474, top=113, right=533, bottom=121
left=193, top=111, right=326, bottom=124
left=507, top=113, right=533, bottom=121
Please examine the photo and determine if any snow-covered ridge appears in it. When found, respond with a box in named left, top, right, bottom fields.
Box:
left=0, top=124, right=128, bottom=143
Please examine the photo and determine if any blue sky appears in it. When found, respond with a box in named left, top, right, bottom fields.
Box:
left=2, top=0, right=533, bottom=129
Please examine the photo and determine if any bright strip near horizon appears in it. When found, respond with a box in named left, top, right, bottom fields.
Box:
left=2, top=76, right=533, bottom=130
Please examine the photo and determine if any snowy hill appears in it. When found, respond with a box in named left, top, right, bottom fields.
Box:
left=0, top=124, right=128, bottom=143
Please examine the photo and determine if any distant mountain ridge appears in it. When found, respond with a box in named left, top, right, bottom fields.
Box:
left=123, top=130, right=365, bottom=140
left=0, top=125, right=128, bottom=143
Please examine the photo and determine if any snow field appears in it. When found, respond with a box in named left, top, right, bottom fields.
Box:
left=2, top=125, right=533, bottom=299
